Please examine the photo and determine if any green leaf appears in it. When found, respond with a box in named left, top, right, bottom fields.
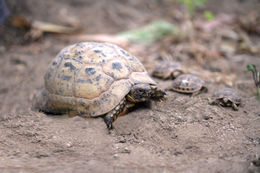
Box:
left=204, top=11, right=214, bottom=21
left=176, top=0, right=206, bottom=13
left=247, top=64, right=256, bottom=72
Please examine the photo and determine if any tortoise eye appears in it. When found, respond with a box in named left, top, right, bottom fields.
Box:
left=137, top=89, right=144, bottom=94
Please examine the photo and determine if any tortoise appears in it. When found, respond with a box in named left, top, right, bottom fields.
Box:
left=33, top=42, right=166, bottom=129
left=168, top=74, right=207, bottom=95
left=152, top=61, right=184, bottom=79
left=209, top=88, right=241, bottom=110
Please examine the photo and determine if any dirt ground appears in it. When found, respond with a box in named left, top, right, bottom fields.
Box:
left=0, top=0, right=260, bottom=172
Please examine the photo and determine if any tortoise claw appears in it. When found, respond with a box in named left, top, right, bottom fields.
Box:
left=159, top=97, right=167, bottom=102
left=232, top=103, right=239, bottom=111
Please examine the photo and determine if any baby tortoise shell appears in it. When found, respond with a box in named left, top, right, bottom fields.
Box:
left=169, top=74, right=207, bottom=95
left=209, top=88, right=241, bottom=110
left=152, top=61, right=184, bottom=79
left=33, top=42, right=165, bottom=129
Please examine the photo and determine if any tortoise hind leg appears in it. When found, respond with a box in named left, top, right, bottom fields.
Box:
left=32, top=89, right=50, bottom=112
left=32, top=89, right=70, bottom=115
left=103, top=98, right=133, bottom=129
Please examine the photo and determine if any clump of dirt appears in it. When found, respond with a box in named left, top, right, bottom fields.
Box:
left=0, top=0, right=259, bottom=173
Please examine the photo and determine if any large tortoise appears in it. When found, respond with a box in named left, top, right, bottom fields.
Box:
left=33, top=42, right=165, bottom=129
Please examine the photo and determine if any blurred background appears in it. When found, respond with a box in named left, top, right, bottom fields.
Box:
left=1, top=0, right=260, bottom=45
left=1, top=0, right=259, bottom=98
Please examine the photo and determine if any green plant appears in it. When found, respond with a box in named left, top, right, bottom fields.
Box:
left=118, top=21, right=178, bottom=43
left=247, top=64, right=260, bottom=101
left=176, top=0, right=214, bottom=20
left=203, top=10, right=214, bottom=21
left=176, top=0, right=206, bottom=13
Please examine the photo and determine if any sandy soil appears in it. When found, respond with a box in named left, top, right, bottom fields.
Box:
left=0, top=0, right=260, bottom=172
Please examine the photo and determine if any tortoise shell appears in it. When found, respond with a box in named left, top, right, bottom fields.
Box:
left=43, top=42, right=156, bottom=117
left=152, top=61, right=184, bottom=79
left=170, top=74, right=206, bottom=94
left=211, top=88, right=241, bottom=104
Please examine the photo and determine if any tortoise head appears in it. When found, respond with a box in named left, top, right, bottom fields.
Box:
left=127, top=84, right=166, bottom=103
left=150, top=85, right=166, bottom=101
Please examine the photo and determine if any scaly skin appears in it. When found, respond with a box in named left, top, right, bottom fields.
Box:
left=103, top=98, right=129, bottom=129
left=103, top=84, right=166, bottom=129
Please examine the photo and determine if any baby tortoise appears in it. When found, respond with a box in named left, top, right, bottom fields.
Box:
left=209, top=88, right=241, bottom=110
left=33, top=42, right=166, bottom=129
left=168, top=74, right=207, bottom=95
left=152, top=61, right=184, bottom=79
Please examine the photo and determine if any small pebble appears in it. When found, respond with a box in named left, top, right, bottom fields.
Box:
left=66, top=142, right=73, bottom=148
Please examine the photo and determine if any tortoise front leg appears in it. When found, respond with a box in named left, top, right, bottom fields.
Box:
left=231, top=102, right=239, bottom=111
left=103, top=98, right=133, bottom=129
left=191, top=90, right=201, bottom=97
left=192, top=86, right=208, bottom=97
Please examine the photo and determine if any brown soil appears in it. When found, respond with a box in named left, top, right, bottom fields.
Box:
left=0, top=0, right=260, bottom=172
